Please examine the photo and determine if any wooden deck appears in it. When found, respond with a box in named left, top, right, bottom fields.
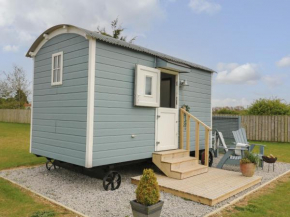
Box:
left=131, top=167, right=262, bottom=206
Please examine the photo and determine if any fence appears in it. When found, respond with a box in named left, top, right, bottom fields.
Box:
left=212, top=116, right=241, bottom=144
left=213, top=115, right=290, bottom=142
left=0, top=109, right=31, bottom=124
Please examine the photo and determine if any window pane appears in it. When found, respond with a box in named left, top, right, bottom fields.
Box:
left=53, top=56, right=57, bottom=70
left=57, top=55, right=61, bottom=68
left=57, top=69, right=61, bottom=82
left=53, top=70, right=57, bottom=82
left=145, top=76, right=152, bottom=95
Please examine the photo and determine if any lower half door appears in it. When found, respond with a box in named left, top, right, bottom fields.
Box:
left=156, top=108, right=178, bottom=151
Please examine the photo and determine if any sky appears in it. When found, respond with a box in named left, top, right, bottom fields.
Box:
left=0, top=0, right=289, bottom=107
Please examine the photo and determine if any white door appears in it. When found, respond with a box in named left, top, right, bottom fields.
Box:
left=155, top=108, right=178, bottom=151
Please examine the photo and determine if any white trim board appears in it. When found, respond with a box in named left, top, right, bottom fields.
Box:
left=85, top=38, right=96, bottom=168
left=29, top=26, right=88, bottom=57
left=30, top=57, right=35, bottom=153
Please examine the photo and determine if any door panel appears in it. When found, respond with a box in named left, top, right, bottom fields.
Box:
left=156, top=108, right=178, bottom=151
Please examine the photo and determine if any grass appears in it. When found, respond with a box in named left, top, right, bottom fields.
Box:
left=221, top=173, right=290, bottom=217
left=0, top=178, right=75, bottom=217
left=250, top=140, right=290, bottom=163
left=0, top=122, right=75, bottom=217
left=0, top=122, right=45, bottom=170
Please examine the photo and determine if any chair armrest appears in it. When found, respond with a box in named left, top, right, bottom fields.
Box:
left=227, top=147, right=249, bottom=151
left=250, top=143, right=266, bottom=147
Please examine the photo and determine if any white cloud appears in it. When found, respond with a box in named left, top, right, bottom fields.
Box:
left=212, top=97, right=251, bottom=107
left=215, top=63, right=261, bottom=85
left=188, top=0, right=221, bottom=15
left=262, top=75, right=284, bottom=88
left=276, top=55, right=290, bottom=67
left=2, top=45, right=19, bottom=52
left=0, top=0, right=165, bottom=47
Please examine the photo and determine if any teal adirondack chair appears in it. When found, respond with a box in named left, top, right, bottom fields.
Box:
left=232, top=128, right=265, bottom=168
left=215, top=130, right=250, bottom=169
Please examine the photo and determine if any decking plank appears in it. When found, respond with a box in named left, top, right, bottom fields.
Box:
left=131, top=167, right=261, bottom=206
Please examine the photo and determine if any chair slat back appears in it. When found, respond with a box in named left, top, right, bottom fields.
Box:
left=233, top=128, right=248, bottom=144
left=217, top=132, right=228, bottom=152
left=241, top=128, right=248, bottom=144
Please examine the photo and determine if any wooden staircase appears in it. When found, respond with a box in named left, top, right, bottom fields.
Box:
left=153, top=108, right=212, bottom=180
left=153, top=149, right=208, bottom=179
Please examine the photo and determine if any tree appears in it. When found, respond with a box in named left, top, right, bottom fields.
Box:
left=97, top=18, right=137, bottom=43
left=0, top=65, right=30, bottom=109
left=247, top=98, right=290, bottom=115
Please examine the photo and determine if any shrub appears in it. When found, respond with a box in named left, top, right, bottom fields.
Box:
left=247, top=98, right=290, bottom=115
left=240, top=151, right=259, bottom=165
left=212, top=106, right=247, bottom=115
left=136, top=169, right=160, bottom=206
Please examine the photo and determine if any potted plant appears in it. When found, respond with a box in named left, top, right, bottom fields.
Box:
left=130, top=169, right=164, bottom=217
left=240, top=151, right=259, bottom=177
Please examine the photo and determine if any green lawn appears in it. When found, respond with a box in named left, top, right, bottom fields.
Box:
left=0, top=178, right=74, bottom=217
left=0, top=122, right=75, bottom=217
left=250, top=140, right=290, bottom=163
left=0, top=122, right=45, bottom=170
left=223, top=174, right=290, bottom=217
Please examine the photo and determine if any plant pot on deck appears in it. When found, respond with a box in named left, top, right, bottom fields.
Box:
left=240, top=162, right=256, bottom=177
left=130, top=200, right=164, bottom=217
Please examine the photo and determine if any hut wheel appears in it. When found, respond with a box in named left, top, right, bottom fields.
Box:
left=45, top=159, right=58, bottom=171
left=103, top=171, right=121, bottom=191
left=201, top=151, right=214, bottom=167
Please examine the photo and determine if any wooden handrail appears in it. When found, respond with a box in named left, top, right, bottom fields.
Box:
left=179, top=108, right=212, bottom=167
left=180, top=108, right=211, bottom=130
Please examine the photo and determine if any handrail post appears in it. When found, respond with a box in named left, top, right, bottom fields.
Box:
left=186, top=114, right=190, bottom=151
left=205, top=129, right=209, bottom=166
left=195, top=122, right=200, bottom=160
left=179, top=109, right=184, bottom=149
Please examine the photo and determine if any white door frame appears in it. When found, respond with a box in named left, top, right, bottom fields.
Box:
left=155, top=70, right=179, bottom=151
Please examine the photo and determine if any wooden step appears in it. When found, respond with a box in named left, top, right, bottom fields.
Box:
left=172, top=164, right=209, bottom=179
left=162, top=156, right=198, bottom=170
left=153, top=149, right=189, bottom=161
left=152, top=149, right=208, bottom=180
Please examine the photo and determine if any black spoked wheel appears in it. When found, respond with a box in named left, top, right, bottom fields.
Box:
left=46, top=159, right=57, bottom=171
left=201, top=151, right=214, bottom=167
left=103, top=171, right=121, bottom=191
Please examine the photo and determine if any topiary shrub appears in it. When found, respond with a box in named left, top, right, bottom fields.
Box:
left=136, top=169, right=160, bottom=206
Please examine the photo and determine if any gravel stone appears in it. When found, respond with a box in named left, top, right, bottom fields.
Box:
left=1, top=157, right=290, bottom=217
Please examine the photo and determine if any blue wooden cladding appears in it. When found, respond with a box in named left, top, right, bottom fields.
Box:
left=31, top=33, right=88, bottom=166
left=30, top=29, right=212, bottom=168
left=93, top=41, right=156, bottom=167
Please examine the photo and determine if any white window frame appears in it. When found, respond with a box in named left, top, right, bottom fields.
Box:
left=51, top=51, right=63, bottom=86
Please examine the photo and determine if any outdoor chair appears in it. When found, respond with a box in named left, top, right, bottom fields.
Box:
left=214, top=130, right=249, bottom=169
left=232, top=128, right=265, bottom=168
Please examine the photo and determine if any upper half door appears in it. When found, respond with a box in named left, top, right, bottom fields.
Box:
left=135, top=65, right=160, bottom=107
left=156, top=108, right=178, bottom=151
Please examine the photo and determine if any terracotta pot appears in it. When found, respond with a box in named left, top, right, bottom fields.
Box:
left=240, top=162, right=256, bottom=177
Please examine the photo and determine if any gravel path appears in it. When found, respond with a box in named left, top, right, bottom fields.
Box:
left=1, top=157, right=290, bottom=217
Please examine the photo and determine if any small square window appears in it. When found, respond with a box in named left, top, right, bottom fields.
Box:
left=51, top=51, right=63, bottom=86
left=145, top=76, right=152, bottom=95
